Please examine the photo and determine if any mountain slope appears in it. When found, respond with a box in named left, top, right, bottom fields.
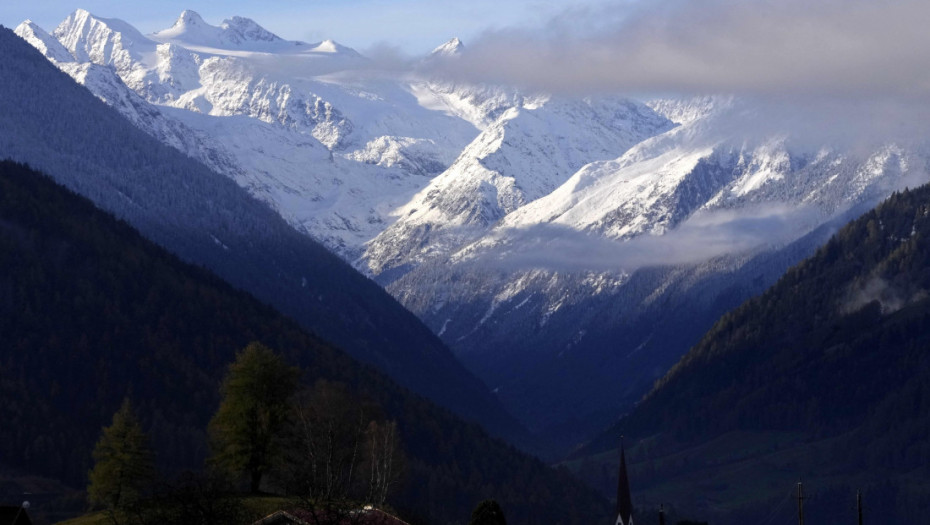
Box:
left=21, top=10, right=479, bottom=260
left=0, top=25, right=524, bottom=444
left=0, top=159, right=609, bottom=524
left=385, top=99, right=927, bottom=447
left=364, top=96, right=672, bottom=276
left=18, top=9, right=929, bottom=457
left=574, top=186, right=930, bottom=523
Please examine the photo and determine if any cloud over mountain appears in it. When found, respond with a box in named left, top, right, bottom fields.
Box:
left=435, top=0, right=930, bottom=99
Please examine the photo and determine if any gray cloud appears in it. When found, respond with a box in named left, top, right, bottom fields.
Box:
left=429, top=0, right=930, bottom=99
left=687, top=95, right=930, bottom=152
left=469, top=203, right=821, bottom=273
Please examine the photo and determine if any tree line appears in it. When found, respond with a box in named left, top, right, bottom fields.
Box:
left=576, top=185, right=930, bottom=523
left=0, top=159, right=610, bottom=524
left=88, top=342, right=404, bottom=524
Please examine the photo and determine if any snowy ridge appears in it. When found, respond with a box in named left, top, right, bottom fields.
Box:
left=430, top=37, right=464, bottom=58
left=384, top=100, right=929, bottom=437
left=153, top=10, right=284, bottom=49
left=646, top=95, right=731, bottom=125
left=364, top=97, right=673, bottom=275
left=24, top=8, right=672, bottom=265
left=151, top=9, right=360, bottom=57
left=14, top=20, right=75, bottom=63
left=21, top=10, right=486, bottom=259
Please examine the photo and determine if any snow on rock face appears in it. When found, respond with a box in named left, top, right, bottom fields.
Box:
left=21, top=10, right=923, bottom=314
left=344, top=136, right=448, bottom=175
left=310, top=39, right=354, bottom=54
left=16, top=16, right=220, bottom=167
left=220, top=15, right=282, bottom=45
left=430, top=37, right=464, bottom=58
left=151, top=10, right=361, bottom=58
left=384, top=133, right=928, bottom=436
left=488, top=121, right=721, bottom=240
left=154, top=42, right=203, bottom=98
left=646, top=96, right=731, bottom=125
left=192, top=57, right=355, bottom=148
left=363, top=96, right=674, bottom=276
left=20, top=10, right=486, bottom=259
left=14, top=20, right=75, bottom=63
left=409, top=81, right=525, bottom=130
left=52, top=9, right=160, bottom=95
left=376, top=89, right=929, bottom=436
left=53, top=8, right=155, bottom=63
left=152, top=10, right=285, bottom=50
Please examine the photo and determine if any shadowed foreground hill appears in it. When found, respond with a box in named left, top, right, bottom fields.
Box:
left=574, top=187, right=930, bottom=524
left=0, top=160, right=609, bottom=524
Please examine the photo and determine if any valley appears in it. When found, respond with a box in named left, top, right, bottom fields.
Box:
left=15, top=9, right=929, bottom=452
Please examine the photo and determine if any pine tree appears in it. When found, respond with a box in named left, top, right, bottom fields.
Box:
left=208, top=342, right=299, bottom=493
left=469, top=499, right=507, bottom=525
left=87, top=398, right=155, bottom=516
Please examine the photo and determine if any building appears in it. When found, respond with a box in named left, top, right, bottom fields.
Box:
left=615, top=440, right=633, bottom=525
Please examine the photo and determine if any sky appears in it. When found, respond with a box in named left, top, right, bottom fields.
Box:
left=430, top=0, right=930, bottom=99
left=0, top=0, right=612, bottom=55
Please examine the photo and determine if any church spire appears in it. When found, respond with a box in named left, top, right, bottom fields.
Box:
left=616, top=437, right=634, bottom=525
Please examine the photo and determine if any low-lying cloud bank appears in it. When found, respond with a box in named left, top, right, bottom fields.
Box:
left=469, top=203, right=822, bottom=273
left=429, top=0, right=930, bottom=100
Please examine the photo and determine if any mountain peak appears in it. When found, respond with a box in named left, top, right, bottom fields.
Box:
left=174, top=10, right=206, bottom=28
left=431, top=37, right=464, bottom=58
left=153, top=11, right=291, bottom=51
left=311, top=39, right=351, bottom=54
left=53, top=9, right=154, bottom=62
left=58, top=8, right=94, bottom=30
left=14, top=19, right=75, bottom=63
left=220, top=15, right=282, bottom=44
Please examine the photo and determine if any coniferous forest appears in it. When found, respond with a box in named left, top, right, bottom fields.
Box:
left=0, top=160, right=609, bottom=524
left=575, top=186, right=930, bottom=523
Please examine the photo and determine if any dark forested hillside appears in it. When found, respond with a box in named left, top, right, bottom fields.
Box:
left=0, top=160, right=608, bottom=524
left=0, top=25, right=524, bottom=446
left=574, top=187, right=930, bottom=524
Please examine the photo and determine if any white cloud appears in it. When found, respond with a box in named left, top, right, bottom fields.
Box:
left=471, top=203, right=820, bottom=273
left=430, top=0, right=930, bottom=99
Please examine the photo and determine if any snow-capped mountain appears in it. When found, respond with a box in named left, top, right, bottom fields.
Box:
left=18, top=9, right=672, bottom=261
left=153, top=10, right=287, bottom=51
left=430, top=37, right=465, bottom=58
left=384, top=97, right=926, bottom=445
left=15, top=9, right=930, bottom=451
left=364, top=96, right=673, bottom=276
left=19, top=9, right=485, bottom=258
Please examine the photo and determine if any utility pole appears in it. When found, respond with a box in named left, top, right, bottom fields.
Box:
left=797, top=481, right=805, bottom=525
left=659, top=504, right=666, bottom=525
left=857, top=489, right=863, bottom=525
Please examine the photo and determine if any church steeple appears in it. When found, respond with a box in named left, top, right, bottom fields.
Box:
left=616, top=437, right=633, bottom=525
